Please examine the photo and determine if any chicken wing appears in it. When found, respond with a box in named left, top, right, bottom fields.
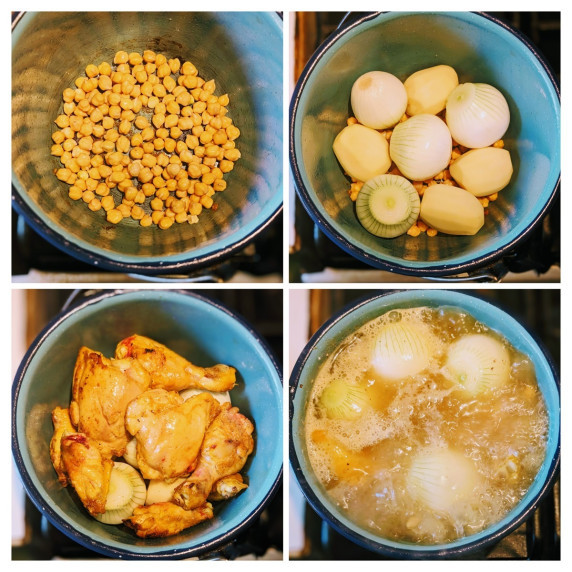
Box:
left=123, top=502, right=214, bottom=538
left=125, top=389, right=221, bottom=480
left=50, top=406, right=76, bottom=486
left=115, top=335, right=236, bottom=392
left=60, top=433, right=113, bottom=516
left=70, top=347, right=151, bottom=458
left=173, top=403, right=254, bottom=510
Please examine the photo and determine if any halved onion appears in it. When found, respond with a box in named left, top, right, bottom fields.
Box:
left=446, top=83, right=510, bottom=148
left=319, top=378, right=370, bottom=420
left=389, top=114, right=452, bottom=181
left=372, top=320, right=436, bottom=381
left=444, top=333, right=510, bottom=395
left=351, top=71, right=407, bottom=129
left=407, top=448, right=479, bottom=514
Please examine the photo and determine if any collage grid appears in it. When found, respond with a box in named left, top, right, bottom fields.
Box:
left=9, top=5, right=564, bottom=567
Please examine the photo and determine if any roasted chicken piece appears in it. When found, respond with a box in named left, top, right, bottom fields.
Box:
left=50, top=406, right=76, bottom=486
left=60, top=433, right=114, bottom=516
left=70, top=347, right=151, bottom=458
left=125, top=389, right=221, bottom=480
left=115, top=335, right=236, bottom=392
left=208, top=473, right=248, bottom=501
left=174, top=403, right=254, bottom=510
left=123, top=501, right=214, bottom=538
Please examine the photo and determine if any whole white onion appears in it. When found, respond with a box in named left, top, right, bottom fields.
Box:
left=446, top=83, right=510, bottom=148
left=389, top=114, right=452, bottom=181
left=351, top=71, right=407, bottom=129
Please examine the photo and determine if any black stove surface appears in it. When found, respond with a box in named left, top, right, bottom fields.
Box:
left=12, top=210, right=283, bottom=282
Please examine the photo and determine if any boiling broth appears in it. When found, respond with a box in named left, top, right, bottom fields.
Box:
left=304, top=306, right=548, bottom=545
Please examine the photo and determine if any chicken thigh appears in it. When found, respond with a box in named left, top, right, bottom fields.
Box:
left=115, top=335, right=236, bottom=392
left=70, top=347, right=151, bottom=458
left=60, top=433, right=114, bottom=516
left=173, top=403, right=254, bottom=510
left=125, top=389, right=221, bottom=480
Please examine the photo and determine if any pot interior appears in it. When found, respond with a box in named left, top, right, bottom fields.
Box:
left=12, top=12, right=282, bottom=268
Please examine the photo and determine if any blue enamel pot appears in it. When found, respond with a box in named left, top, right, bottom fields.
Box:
left=12, top=12, right=282, bottom=275
left=12, top=289, right=283, bottom=559
left=290, top=12, right=560, bottom=278
left=290, top=289, right=560, bottom=558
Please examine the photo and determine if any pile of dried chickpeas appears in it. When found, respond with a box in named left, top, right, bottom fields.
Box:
left=51, top=50, right=241, bottom=229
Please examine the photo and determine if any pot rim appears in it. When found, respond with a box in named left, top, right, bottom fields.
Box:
left=12, top=288, right=283, bottom=559
left=11, top=11, right=283, bottom=276
left=289, top=11, right=561, bottom=277
left=289, top=289, right=560, bottom=558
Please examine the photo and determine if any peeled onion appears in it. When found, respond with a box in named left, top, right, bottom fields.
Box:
left=389, top=114, right=452, bottom=181
left=372, top=320, right=436, bottom=381
left=446, top=83, right=510, bottom=148
left=351, top=71, right=407, bottom=129
left=407, top=448, right=479, bottom=514
left=444, top=333, right=510, bottom=395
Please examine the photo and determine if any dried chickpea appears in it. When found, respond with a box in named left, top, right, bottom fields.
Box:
left=53, top=49, right=239, bottom=229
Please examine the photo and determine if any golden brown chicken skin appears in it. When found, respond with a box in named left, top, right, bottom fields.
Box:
left=124, top=501, right=214, bottom=538
left=115, top=335, right=236, bottom=392
left=125, top=389, right=221, bottom=480
left=174, top=403, right=254, bottom=510
left=60, top=433, right=113, bottom=516
left=70, top=347, right=151, bottom=458
left=50, top=406, right=76, bottom=486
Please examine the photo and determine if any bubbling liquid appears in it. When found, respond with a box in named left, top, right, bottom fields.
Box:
left=304, top=306, right=548, bottom=545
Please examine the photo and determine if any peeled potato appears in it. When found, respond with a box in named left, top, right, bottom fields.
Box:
left=333, top=124, right=391, bottom=182
left=420, top=184, right=484, bottom=235
left=449, top=147, right=513, bottom=197
left=404, top=65, right=459, bottom=116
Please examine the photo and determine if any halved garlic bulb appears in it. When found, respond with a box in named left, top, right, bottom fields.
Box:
left=444, top=333, right=510, bottom=395
left=407, top=448, right=479, bottom=514
left=371, top=320, right=436, bottom=381
left=389, top=114, right=452, bottom=181
left=446, top=83, right=510, bottom=148
left=351, top=71, right=408, bottom=130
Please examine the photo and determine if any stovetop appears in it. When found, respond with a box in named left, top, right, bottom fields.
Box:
left=289, top=12, right=561, bottom=283
left=12, top=209, right=283, bottom=283
left=290, top=288, right=560, bottom=560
